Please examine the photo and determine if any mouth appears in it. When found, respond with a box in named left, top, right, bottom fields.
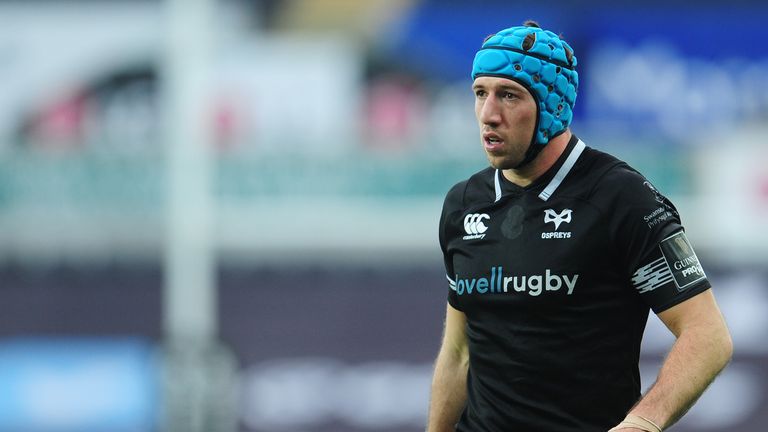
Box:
left=483, top=133, right=504, bottom=152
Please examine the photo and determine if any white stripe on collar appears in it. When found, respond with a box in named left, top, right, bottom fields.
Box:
left=494, top=170, right=502, bottom=202
left=538, top=139, right=586, bottom=201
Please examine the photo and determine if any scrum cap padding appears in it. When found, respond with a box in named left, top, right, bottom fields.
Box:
left=472, top=26, right=579, bottom=146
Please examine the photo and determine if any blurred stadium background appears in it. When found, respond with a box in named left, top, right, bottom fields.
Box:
left=0, top=0, right=766, bottom=431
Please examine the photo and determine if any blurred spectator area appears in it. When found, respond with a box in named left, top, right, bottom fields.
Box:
left=1, top=1, right=767, bottom=265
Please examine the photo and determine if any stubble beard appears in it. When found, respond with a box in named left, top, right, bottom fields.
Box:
left=485, top=143, right=529, bottom=170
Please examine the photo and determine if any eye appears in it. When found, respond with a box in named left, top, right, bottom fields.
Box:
left=474, top=89, right=487, bottom=98
left=503, top=91, right=517, bottom=100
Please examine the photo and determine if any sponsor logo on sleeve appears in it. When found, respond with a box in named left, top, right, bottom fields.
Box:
left=659, top=231, right=706, bottom=291
left=643, top=181, right=666, bottom=204
left=643, top=206, right=674, bottom=229
left=641, top=181, right=677, bottom=229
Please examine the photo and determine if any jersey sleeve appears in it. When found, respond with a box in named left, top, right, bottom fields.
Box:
left=439, top=181, right=466, bottom=311
left=596, top=165, right=711, bottom=313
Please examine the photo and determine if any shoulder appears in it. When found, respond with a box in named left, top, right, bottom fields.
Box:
left=576, top=147, right=658, bottom=203
left=442, top=166, right=496, bottom=212
left=575, top=146, right=629, bottom=185
left=578, top=147, right=680, bottom=224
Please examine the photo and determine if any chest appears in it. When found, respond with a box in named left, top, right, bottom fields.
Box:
left=446, top=196, right=617, bottom=310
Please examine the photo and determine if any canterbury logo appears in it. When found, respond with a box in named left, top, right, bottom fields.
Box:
left=463, top=213, right=490, bottom=239
left=544, top=209, right=572, bottom=231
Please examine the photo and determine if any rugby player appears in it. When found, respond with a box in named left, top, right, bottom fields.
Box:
left=427, top=21, right=733, bottom=432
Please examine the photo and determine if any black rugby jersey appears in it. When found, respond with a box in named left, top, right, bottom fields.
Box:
left=438, top=135, right=711, bottom=432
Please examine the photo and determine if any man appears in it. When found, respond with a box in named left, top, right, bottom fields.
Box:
left=427, top=21, right=732, bottom=432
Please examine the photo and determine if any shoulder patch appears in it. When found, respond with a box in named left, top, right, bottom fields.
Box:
left=659, top=232, right=706, bottom=291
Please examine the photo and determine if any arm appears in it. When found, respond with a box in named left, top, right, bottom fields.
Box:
left=426, top=303, right=469, bottom=432
left=612, top=289, right=733, bottom=431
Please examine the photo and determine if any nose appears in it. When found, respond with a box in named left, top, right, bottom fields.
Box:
left=478, top=95, right=501, bottom=126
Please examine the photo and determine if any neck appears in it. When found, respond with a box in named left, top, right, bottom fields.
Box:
left=502, top=130, right=572, bottom=187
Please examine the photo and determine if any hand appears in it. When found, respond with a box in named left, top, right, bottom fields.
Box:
left=608, top=428, right=645, bottom=432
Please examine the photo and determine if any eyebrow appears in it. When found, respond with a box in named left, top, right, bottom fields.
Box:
left=496, top=84, right=524, bottom=93
left=473, top=84, right=524, bottom=93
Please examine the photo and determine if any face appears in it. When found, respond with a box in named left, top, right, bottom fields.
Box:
left=473, top=76, right=537, bottom=169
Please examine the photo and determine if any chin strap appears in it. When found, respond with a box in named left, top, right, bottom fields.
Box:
left=513, top=128, right=570, bottom=169
left=512, top=142, right=544, bottom=169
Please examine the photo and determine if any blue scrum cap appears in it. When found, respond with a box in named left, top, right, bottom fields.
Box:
left=472, top=24, right=579, bottom=146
